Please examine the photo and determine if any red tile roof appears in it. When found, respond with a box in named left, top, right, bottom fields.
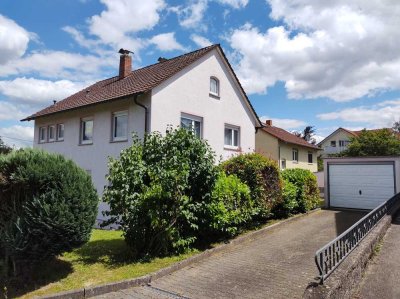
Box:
left=261, top=125, right=320, bottom=150
left=23, top=44, right=261, bottom=124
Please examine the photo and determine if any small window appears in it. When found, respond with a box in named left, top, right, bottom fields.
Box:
left=56, top=124, right=64, bottom=141
left=330, top=140, right=336, bottom=147
left=339, top=140, right=349, bottom=147
left=281, top=159, right=286, bottom=169
left=39, top=127, right=47, bottom=143
left=292, top=148, right=299, bottom=162
left=81, top=118, right=93, bottom=144
left=308, top=152, right=313, bottom=164
left=48, top=125, right=56, bottom=142
left=112, top=111, right=128, bottom=141
left=224, top=125, right=240, bottom=149
left=181, top=115, right=202, bottom=138
left=210, top=77, right=219, bottom=96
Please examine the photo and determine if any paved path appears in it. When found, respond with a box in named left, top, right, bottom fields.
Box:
left=354, top=214, right=400, bottom=299
left=96, top=210, right=365, bottom=299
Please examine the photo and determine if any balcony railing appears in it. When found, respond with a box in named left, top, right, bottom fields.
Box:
left=314, top=192, right=400, bottom=283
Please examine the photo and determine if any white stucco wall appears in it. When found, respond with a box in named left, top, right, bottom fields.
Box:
left=150, top=49, right=257, bottom=161
left=33, top=94, right=150, bottom=222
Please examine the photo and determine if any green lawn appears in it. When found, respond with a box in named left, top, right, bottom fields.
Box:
left=8, top=230, right=197, bottom=299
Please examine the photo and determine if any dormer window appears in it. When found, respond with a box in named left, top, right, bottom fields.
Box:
left=210, top=77, right=219, bottom=97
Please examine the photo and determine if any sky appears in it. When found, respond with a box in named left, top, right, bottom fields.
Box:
left=1, top=0, right=400, bottom=148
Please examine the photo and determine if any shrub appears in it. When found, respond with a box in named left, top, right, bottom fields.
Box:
left=206, top=172, right=254, bottom=237
left=281, top=168, right=320, bottom=212
left=102, top=128, right=219, bottom=257
left=220, top=153, right=282, bottom=218
left=273, top=181, right=298, bottom=218
left=0, top=149, right=98, bottom=277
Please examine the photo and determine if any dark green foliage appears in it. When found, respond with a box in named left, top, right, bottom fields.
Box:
left=102, top=128, right=219, bottom=257
left=342, top=129, right=400, bottom=157
left=206, top=172, right=254, bottom=237
left=317, top=155, right=324, bottom=171
left=0, top=138, right=12, bottom=155
left=281, top=168, right=320, bottom=212
left=0, top=149, right=98, bottom=277
left=221, top=153, right=282, bottom=218
left=273, top=181, right=298, bottom=217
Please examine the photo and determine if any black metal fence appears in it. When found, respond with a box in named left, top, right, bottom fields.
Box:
left=315, top=193, right=400, bottom=283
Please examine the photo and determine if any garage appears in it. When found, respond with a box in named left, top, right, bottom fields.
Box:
left=324, top=157, right=400, bottom=210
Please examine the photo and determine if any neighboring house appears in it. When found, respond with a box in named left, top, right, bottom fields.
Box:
left=255, top=120, right=319, bottom=172
left=22, top=44, right=263, bottom=223
left=318, top=127, right=397, bottom=156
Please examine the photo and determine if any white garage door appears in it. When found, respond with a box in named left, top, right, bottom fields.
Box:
left=329, top=163, right=396, bottom=209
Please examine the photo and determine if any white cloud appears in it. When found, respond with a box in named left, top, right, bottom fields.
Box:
left=148, top=32, right=185, bottom=51
left=216, top=0, right=248, bottom=9
left=260, top=115, right=306, bottom=130
left=317, top=100, right=400, bottom=128
left=0, top=50, right=115, bottom=80
left=0, top=14, right=30, bottom=64
left=0, top=77, right=87, bottom=105
left=175, top=0, right=208, bottom=29
left=191, top=34, right=212, bottom=47
left=229, top=1, right=400, bottom=101
left=0, top=125, right=34, bottom=148
left=0, top=101, right=25, bottom=121
left=89, top=0, right=165, bottom=51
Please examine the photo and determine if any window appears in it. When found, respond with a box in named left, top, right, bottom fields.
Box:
left=181, top=115, right=202, bottom=138
left=281, top=159, right=286, bottom=169
left=224, top=125, right=240, bottom=149
left=39, top=127, right=46, bottom=143
left=339, top=140, right=349, bottom=147
left=292, top=148, right=299, bottom=162
left=112, top=111, right=128, bottom=141
left=81, top=118, right=93, bottom=144
left=57, top=124, right=64, bottom=141
left=210, top=77, right=219, bottom=96
left=308, top=152, right=313, bottom=164
left=330, top=140, right=336, bottom=147
left=48, top=125, right=56, bottom=142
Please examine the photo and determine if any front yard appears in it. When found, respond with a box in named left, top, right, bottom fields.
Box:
left=8, top=229, right=197, bottom=299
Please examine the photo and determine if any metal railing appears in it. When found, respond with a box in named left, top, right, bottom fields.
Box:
left=315, top=193, right=400, bottom=283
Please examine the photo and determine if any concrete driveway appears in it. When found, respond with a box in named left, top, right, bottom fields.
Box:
left=96, top=209, right=365, bottom=299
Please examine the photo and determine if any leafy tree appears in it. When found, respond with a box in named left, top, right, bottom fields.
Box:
left=293, top=126, right=317, bottom=145
left=0, top=137, right=12, bottom=155
left=393, top=120, right=400, bottom=133
left=342, top=129, right=400, bottom=157
left=102, top=128, right=219, bottom=257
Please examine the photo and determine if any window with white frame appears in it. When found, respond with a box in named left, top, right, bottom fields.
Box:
left=224, top=125, right=240, bottom=149
left=39, top=127, right=47, bottom=143
left=112, top=111, right=128, bottom=141
left=48, top=125, right=56, bottom=142
left=57, top=124, right=64, bottom=141
left=308, top=152, right=313, bottom=164
left=80, top=118, right=93, bottom=144
left=339, top=140, right=349, bottom=147
left=292, top=148, right=299, bottom=162
left=180, top=114, right=202, bottom=138
left=330, top=140, right=336, bottom=147
left=210, top=77, right=219, bottom=96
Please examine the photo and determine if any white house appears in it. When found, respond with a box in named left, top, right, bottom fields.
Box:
left=22, top=44, right=263, bottom=223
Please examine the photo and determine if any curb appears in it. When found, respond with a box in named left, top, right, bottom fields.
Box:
left=303, top=203, right=400, bottom=299
left=40, top=208, right=321, bottom=299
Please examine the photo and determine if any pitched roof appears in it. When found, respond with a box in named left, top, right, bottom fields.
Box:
left=261, top=125, right=320, bottom=150
left=317, top=127, right=398, bottom=145
left=22, top=44, right=262, bottom=127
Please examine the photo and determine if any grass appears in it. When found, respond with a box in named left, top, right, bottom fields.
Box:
left=6, top=230, right=198, bottom=299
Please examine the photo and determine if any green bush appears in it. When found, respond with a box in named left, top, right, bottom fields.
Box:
left=281, top=168, right=320, bottom=212
left=102, top=128, right=219, bottom=257
left=220, top=153, right=282, bottom=218
left=273, top=181, right=298, bottom=217
left=0, top=149, right=98, bottom=277
left=206, top=173, right=254, bottom=237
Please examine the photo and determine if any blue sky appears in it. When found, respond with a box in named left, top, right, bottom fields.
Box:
left=1, top=0, right=400, bottom=147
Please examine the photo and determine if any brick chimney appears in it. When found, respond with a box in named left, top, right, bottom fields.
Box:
left=265, top=120, right=272, bottom=126
left=119, top=50, right=132, bottom=79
